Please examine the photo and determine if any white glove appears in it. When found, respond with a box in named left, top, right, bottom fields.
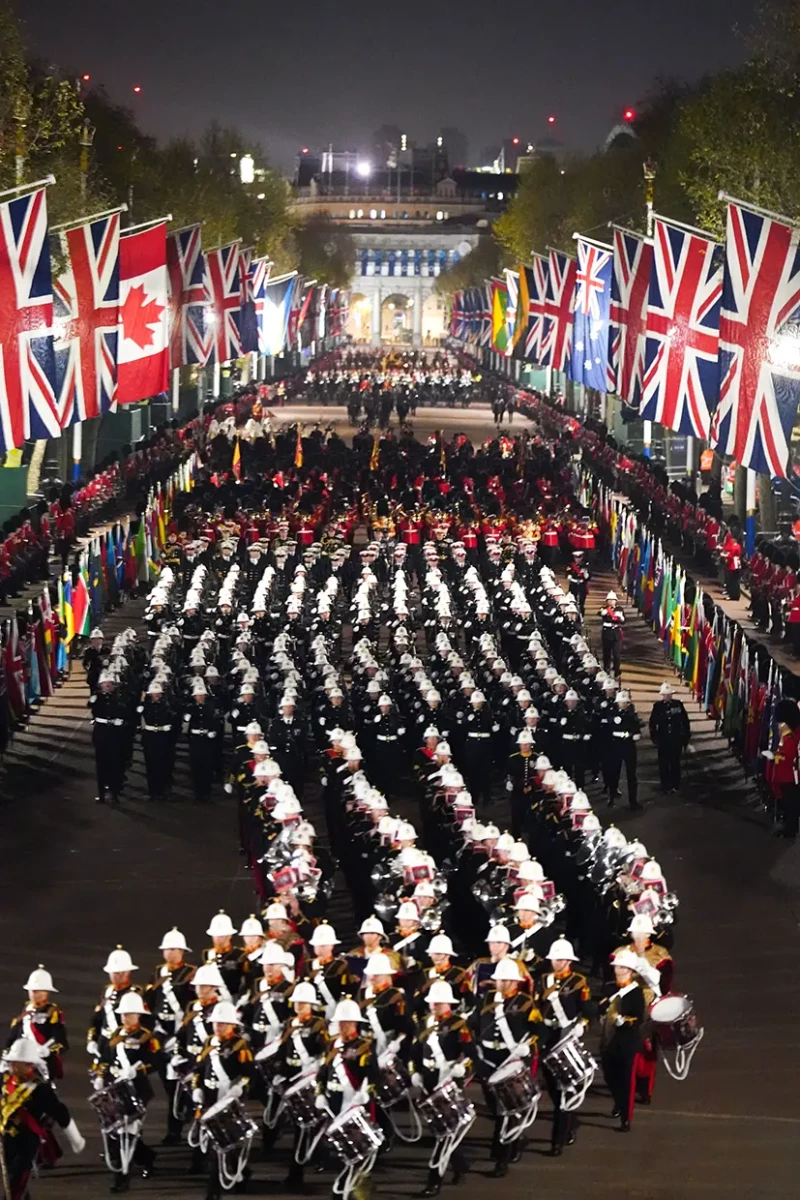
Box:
left=224, top=783, right=233, bottom=794
left=506, top=780, right=514, bottom=792
left=192, top=1088, right=204, bottom=1104
left=516, top=1043, right=531, bottom=1058
left=92, top=1075, right=105, bottom=1092
left=411, top=1072, right=424, bottom=1090
left=314, top=1094, right=328, bottom=1110
left=451, top=1062, right=466, bottom=1079
left=762, top=749, right=775, bottom=760
left=121, top=1064, right=138, bottom=1081
left=576, top=1023, right=586, bottom=1039
left=86, top=1041, right=99, bottom=1059
left=207, top=731, right=216, bottom=739
left=353, top=1084, right=369, bottom=1107
left=227, top=1081, right=244, bottom=1100
left=614, top=1015, right=626, bottom=1027
left=397, top=727, right=406, bottom=736
left=491, top=724, right=500, bottom=733
left=632, top=734, right=641, bottom=742
left=64, top=1119, right=86, bottom=1154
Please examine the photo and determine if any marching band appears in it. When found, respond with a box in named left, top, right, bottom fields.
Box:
left=1, top=372, right=703, bottom=1199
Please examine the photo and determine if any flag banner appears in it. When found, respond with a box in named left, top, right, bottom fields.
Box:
left=117, top=221, right=169, bottom=404
left=257, top=273, right=294, bottom=355
left=503, top=268, right=519, bottom=356
left=541, top=249, right=576, bottom=372
left=480, top=284, right=493, bottom=347
left=238, top=246, right=259, bottom=354
left=610, top=228, right=654, bottom=407
left=315, top=283, right=328, bottom=342
left=288, top=278, right=314, bottom=351
left=167, top=223, right=207, bottom=368
left=53, top=210, right=120, bottom=428
left=523, top=256, right=548, bottom=363
left=641, top=217, right=722, bottom=438
left=205, top=242, right=242, bottom=364
left=712, top=201, right=800, bottom=477
left=491, top=279, right=509, bottom=354
left=570, top=238, right=612, bottom=390
left=0, top=185, right=57, bottom=451
left=451, top=291, right=465, bottom=340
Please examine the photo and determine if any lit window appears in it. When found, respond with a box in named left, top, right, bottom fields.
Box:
left=370, top=209, right=377, bottom=219
left=357, top=209, right=364, bottom=218
left=349, top=209, right=356, bottom=219
left=380, top=210, right=386, bottom=219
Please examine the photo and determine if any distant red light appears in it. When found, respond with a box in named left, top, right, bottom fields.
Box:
left=117, top=144, right=123, bottom=151
left=624, top=108, right=635, bottom=122
left=511, top=136, right=519, bottom=145
left=133, top=85, right=142, bottom=95
left=547, top=115, right=556, bottom=125
left=301, top=146, right=309, bottom=154
left=82, top=73, right=91, bottom=82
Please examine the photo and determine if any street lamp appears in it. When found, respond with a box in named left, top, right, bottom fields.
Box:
left=240, top=153, right=255, bottom=183
left=79, top=119, right=96, bottom=201
left=356, top=160, right=372, bottom=179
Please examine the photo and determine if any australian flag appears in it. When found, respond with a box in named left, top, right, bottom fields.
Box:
left=569, top=237, right=612, bottom=391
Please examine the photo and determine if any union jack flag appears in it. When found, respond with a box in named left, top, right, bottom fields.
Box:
left=0, top=186, right=57, bottom=451
left=523, top=257, right=548, bottom=362
left=641, top=218, right=722, bottom=439
left=167, top=224, right=207, bottom=368
left=504, top=268, right=519, bottom=356
left=251, top=257, right=272, bottom=350
left=713, top=201, right=800, bottom=478
left=450, top=290, right=465, bottom=340
left=540, top=249, right=576, bottom=372
left=569, top=238, right=612, bottom=391
left=205, top=242, right=242, bottom=364
left=610, top=228, right=653, bottom=407
left=53, top=211, right=120, bottom=429
left=479, top=284, right=493, bottom=347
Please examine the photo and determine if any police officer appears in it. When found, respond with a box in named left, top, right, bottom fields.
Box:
left=139, top=679, right=176, bottom=800
left=89, top=671, right=129, bottom=804
left=185, top=679, right=219, bottom=802
left=606, top=691, right=643, bottom=811
left=648, top=682, right=691, bottom=792
left=505, top=729, right=537, bottom=838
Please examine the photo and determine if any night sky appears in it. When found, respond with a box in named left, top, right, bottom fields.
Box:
left=21, top=0, right=756, bottom=171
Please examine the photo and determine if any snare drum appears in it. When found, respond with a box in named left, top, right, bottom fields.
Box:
left=487, top=1058, right=537, bottom=1115
left=89, top=1079, right=145, bottom=1133
left=417, top=1079, right=474, bottom=1138
left=375, top=1054, right=412, bottom=1108
left=200, top=1095, right=256, bottom=1152
left=649, top=994, right=698, bottom=1048
left=327, top=1105, right=384, bottom=1165
left=282, top=1072, right=322, bottom=1127
left=541, top=1028, right=597, bottom=1095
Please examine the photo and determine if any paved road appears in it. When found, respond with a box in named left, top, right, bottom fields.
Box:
left=1, top=405, right=798, bottom=1199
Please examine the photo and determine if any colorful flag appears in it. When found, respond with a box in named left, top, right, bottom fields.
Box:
left=205, top=242, right=242, bottom=363
left=3, top=614, right=25, bottom=721
left=166, top=223, right=207, bottom=368
left=62, top=573, right=76, bottom=645
left=257, top=272, right=294, bottom=356
left=712, top=200, right=800, bottom=477
left=503, top=268, right=519, bottom=356
left=610, top=228, right=654, bottom=407
left=570, top=238, right=613, bottom=391
left=117, top=221, right=169, bottom=404
left=522, top=257, right=548, bottom=362
left=294, top=427, right=303, bottom=469
left=491, top=280, right=509, bottom=354
left=0, top=185, right=57, bottom=451
left=52, top=210, right=120, bottom=427
left=479, top=284, right=493, bottom=347
left=287, top=277, right=314, bottom=351
left=540, top=249, right=576, bottom=372
left=238, top=246, right=259, bottom=354
left=72, top=561, right=91, bottom=637
left=232, top=437, right=241, bottom=481
left=641, top=217, right=722, bottom=438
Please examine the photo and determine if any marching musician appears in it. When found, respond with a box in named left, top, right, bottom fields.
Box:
left=273, top=982, right=329, bottom=1190
left=7, top=966, right=68, bottom=1082
left=191, top=1001, right=255, bottom=1200
left=536, top=938, right=592, bottom=1156
left=202, top=912, right=245, bottom=998
left=92, top=993, right=160, bottom=1192
left=239, top=942, right=294, bottom=1055
left=87, top=948, right=143, bottom=1062
left=304, top=923, right=356, bottom=1020
left=470, top=958, right=541, bottom=1177
left=414, top=934, right=470, bottom=1017
left=316, top=998, right=376, bottom=1120
left=1, top=1038, right=85, bottom=1197
left=615, top=915, right=674, bottom=1108
left=599, top=948, right=645, bottom=1131
left=144, top=929, right=196, bottom=1145
left=598, top=592, right=625, bottom=679
left=411, top=979, right=473, bottom=1196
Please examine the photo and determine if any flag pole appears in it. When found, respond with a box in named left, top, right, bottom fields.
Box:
left=651, top=212, right=719, bottom=242
left=51, top=203, right=127, bottom=233
left=607, top=222, right=653, bottom=244
left=0, top=174, right=55, bottom=201
left=545, top=245, right=576, bottom=259
left=121, top=214, right=172, bottom=234
left=572, top=231, right=613, bottom=251
left=171, top=367, right=181, bottom=415
left=72, top=422, right=82, bottom=483
left=717, top=190, right=800, bottom=226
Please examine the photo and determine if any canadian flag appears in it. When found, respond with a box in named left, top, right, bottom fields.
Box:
left=117, top=222, right=169, bottom=405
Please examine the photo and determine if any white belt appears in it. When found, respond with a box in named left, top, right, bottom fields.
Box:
left=562, top=734, right=580, bottom=741
left=376, top=735, right=397, bottom=741
left=468, top=732, right=491, bottom=739
left=144, top=724, right=172, bottom=732
left=612, top=732, right=631, bottom=738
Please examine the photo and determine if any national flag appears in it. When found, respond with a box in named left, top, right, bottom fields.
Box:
left=62, top=573, right=76, bottom=645
left=34, top=606, right=53, bottom=699
left=72, top=560, right=91, bottom=637
left=294, top=426, right=303, bottom=469
left=4, top=614, right=25, bottom=722
left=540, top=249, right=576, bottom=372
left=480, top=284, right=493, bottom=347
left=0, top=185, right=57, bottom=452
left=491, top=280, right=509, bottom=354
left=232, top=436, right=241, bottom=481
left=503, top=268, right=519, bottom=356
left=238, top=246, right=259, bottom=354
left=610, top=228, right=653, bottom=407
left=712, top=200, right=800, bottom=478
left=117, top=221, right=169, bottom=404
left=52, top=210, right=120, bottom=428
left=288, top=279, right=314, bottom=351
left=166, top=223, right=207, bottom=368
left=570, top=237, right=612, bottom=390
left=522, top=256, right=548, bottom=362
left=641, top=217, right=722, bottom=438
left=451, top=291, right=465, bottom=340
left=205, top=242, right=242, bottom=364
left=370, top=434, right=379, bottom=471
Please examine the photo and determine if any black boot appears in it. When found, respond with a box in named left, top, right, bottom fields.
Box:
left=110, top=1175, right=130, bottom=1194
left=420, top=1168, right=441, bottom=1196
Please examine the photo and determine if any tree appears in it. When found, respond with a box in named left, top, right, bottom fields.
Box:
left=293, top=213, right=355, bottom=288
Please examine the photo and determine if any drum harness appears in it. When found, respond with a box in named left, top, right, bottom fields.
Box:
left=487, top=995, right=541, bottom=1144
left=419, top=1025, right=474, bottom=1176
left=97, top=1042, right=143, bottom=1176
left=540, top=976, right=597, bottom=1112
left=200, top=1045, right=255, bottom=1190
